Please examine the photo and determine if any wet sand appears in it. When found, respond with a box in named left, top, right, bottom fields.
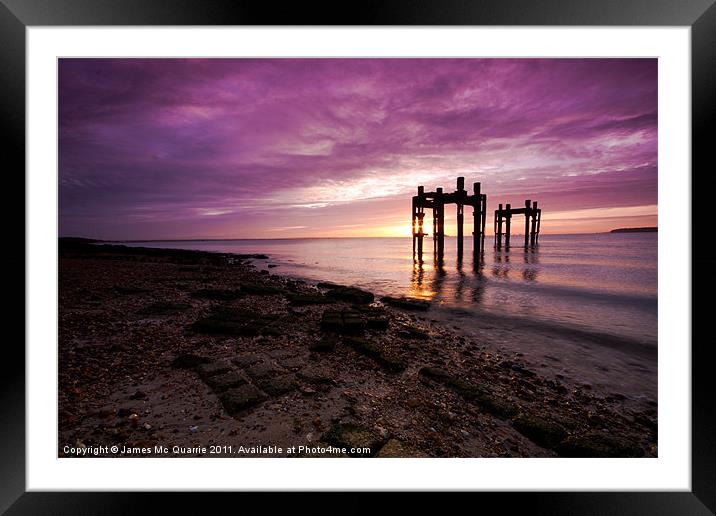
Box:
left=58, top=239, right=657, bottom=458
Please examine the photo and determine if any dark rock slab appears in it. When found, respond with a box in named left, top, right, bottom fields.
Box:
left=320, top=309, right=366, bottom=334
left=380, top=296, right=430, bottom=311
left=219, top=384, right=268, bottom=415
left=418, top=367, right=517, bottom=418
left=191, top=308, right=279, bottom=336
left=325, top=286, right=374, bottom=304
left=556, top=432, right=644, bottom=458
left=286, top=293, right=331, bottom=306
left=321, top=423, right=385, bottom=457
left=171, top=353, right=210, bottom=369
left=196, top=361, right=233, bottom=380
left=114, top=286, right=151, bottom=295
left=316, top=282, right=345, bottom=290
left=232, top=353, right=262, bottom=368
left=190, top=288, right=243, bottom=301
left=138, top=301, right=190, bottom=317
left=309, top=336, right=338, bottom=352
left=241, top=283, right=283, bottom=295
left=205, top=370, right=250, bottom=392
left=245, top=361, right=285, bottom=380
left=397, top=324, right=429, bottom=340
left=320, top=310, right=344, bottom=332
left=512, top=414, right=567, bottom=449
left=257, top=374, right=297, bottom=396
left=344, top=337, right=406, bottom=373
left=286, top=293, right=333, bottom=306
left=297, top=365, right=335, bottom=385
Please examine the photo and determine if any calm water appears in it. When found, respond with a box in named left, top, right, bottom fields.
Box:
left=122, top=233, right=657, bottom=346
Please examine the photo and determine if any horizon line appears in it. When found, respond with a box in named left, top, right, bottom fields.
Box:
left=60, top=230, right=656, bottom=243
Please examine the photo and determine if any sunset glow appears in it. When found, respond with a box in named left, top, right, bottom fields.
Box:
left=59, top=58, right=657, bottom=239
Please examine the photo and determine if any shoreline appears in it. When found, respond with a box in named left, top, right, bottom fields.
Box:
left=58, top=239, right=657, bottom=458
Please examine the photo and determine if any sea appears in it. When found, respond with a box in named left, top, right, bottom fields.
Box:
left=122, top=233, right=657, bottom=348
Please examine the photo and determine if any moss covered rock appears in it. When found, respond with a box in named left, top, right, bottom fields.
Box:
left=512, top=414, right=567, bottom=448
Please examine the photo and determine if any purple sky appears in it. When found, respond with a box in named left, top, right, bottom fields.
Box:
left=59, top=58, right=657, bottom=239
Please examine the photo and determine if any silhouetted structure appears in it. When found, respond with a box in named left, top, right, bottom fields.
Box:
left=494, top=199, right=541, bottom=249
left=412, top=177, right=487, bottom=262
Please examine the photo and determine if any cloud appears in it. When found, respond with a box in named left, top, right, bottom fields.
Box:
left=59, top=58, right=657, bottom=239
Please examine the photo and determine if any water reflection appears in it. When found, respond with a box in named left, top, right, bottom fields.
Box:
left=410, top=246, right=510, bottom=304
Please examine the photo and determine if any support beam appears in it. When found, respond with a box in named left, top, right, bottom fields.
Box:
left=505, top=203, right=512, bottom=248
left=436, top=187, right=444, bottom=260
left=472, top=182, right=481, bottom=255
left=524, top=199, right=531, bottom=248
left=457, top=177, right=465, bottom=257
left=530, top=201, right=538, bottom=247
left=496, top=203, right=503, bottom=249
left=480, top=193, right=487, bottom=252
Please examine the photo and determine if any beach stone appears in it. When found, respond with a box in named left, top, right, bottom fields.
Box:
left=240, top=282, right=283, bottom=295
left=418, top=367, right=517, bottom=418
left=138, top=301, right=190, bottom=317
left=245, top=361, right=285, bottom=380
left=190, top=288, right=243, bottom=301
left=232, top=353, right=262, bottom=368
left=397, top=325, right=429, bottom=340
left=114, top=285, right=150, bottom=295
left=257, top=374, right=297, bottom=396
left=191, top=308, right=278, bottom=336
left=512, top=414, right=567, bottom=449
left=375, top=439, right=429, bottom=458
left=556, top=432, right=644, bottom=458
left=171, top=353, right=210, bottom=369
left=320, top=311, right=344, bottom=332
left=418, top=367, right=452, bottom=383
left=286, top=293, right=331, bottom=306
left=219, top=385, right=268, bottom=415
left=344, top=337, right=406, bottom=373
left=321, top=423, right=385, bottom=457
left=342, top=310, right=367, bottom=334
left=366, top=316, right=389, bottom=331
left=297, top=365, right=335, bottom=384
left=380, top=296, right=429, bottom=311
left=317, top=282, right=344, bottom=289
left=196, top=361, right=233, bottom=380
left=279, top=356, right=305, bottom=370
left=205, top=370, right=249, bottom=392
left=320, top=309, right=366, bottom=334
left=309, top=336, right=338, bottom=352
left=325, top=286, right=374, bottom=304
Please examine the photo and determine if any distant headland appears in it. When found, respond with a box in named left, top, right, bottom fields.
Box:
left=610, top=227, right=657, bottom=233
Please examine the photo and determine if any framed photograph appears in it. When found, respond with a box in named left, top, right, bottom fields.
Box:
left=3, top=0, right=713, bottom=513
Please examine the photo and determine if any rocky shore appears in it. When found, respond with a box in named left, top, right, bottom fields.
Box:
left=58, top=239, right=657, bottom=458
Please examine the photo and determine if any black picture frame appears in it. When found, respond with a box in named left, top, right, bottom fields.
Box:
left=2, top=1, right=713, bottom=513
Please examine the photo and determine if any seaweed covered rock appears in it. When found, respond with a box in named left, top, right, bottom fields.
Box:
left=191, top=308, right=280, bottom=336
left=344, top=336, right=406, bottom=373
left=219, top=384, right=268, bottom=415
left=137, top=301, right=190, bottom=317
left=324, top=286, right=374, bottom=304
left=320, top=309, right=366, bottom=334
left=418, top=366, right=517, bottom=418
left=555, top=432, right=644, bottom=458
left=310, top=335, right=338, bottom=352
left=286, top=292, right=331, bottom=306
left=380, top=296, right=430, bottom=311
left=190, top=288, right=243, bottom=301
left=512, top=414, right=567, bottom=449
left=171, top=353, right=210, bottom=369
